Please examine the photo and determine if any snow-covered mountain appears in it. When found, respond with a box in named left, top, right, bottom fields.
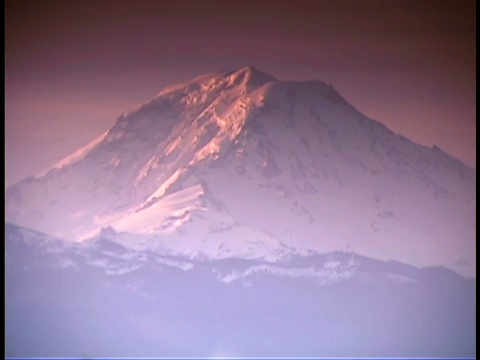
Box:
left=5, top=66, right=476, bottom=277
left=6, top=223, right=476, bottom=357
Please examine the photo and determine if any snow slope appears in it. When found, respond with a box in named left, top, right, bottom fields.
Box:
left=5, top=66, right=476, bottom=277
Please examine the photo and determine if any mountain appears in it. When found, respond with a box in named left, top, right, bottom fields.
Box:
left=5, top=66, right=476, bottom=278
left=6, top=223, right=476, bottom=357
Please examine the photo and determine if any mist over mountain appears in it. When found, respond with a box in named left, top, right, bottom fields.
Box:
left=6, top=222, right=476, bottom=357
left=6, top=66, right=475, bottom=277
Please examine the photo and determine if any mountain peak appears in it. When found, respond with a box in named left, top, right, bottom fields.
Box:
left=224, top=66, right=277, bottom=91
left=155, top=66, right=276, bottom=101
left=233, top=65, right=276, bottom=80
left=5, top=67, right=476, bottom=278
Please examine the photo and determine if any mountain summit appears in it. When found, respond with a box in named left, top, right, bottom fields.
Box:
left=5, top=67, right=475, bottom=277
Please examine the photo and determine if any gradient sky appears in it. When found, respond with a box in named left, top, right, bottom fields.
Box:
left=5, top=0, right=476, bottom=187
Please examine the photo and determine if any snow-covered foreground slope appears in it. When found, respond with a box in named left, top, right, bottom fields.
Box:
left=5, top=223, right=476, bottom=357
left=5, top=66, right=476, bottom=277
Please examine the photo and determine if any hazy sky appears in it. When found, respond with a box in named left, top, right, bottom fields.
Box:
left=5, top=0, right=476, bottom=186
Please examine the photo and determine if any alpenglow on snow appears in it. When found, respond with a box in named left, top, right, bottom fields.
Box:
left=5, top=66, right=476, bottom=278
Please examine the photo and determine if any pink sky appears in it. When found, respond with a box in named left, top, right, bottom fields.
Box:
left=5, top=0, right=476, bottom=186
